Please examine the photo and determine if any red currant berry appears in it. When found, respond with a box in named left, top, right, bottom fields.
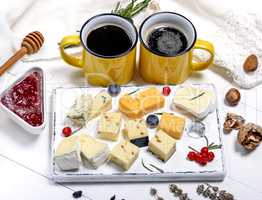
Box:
left=207, top=151, right=215, bottom=162
left=187, top=151, right=196, bottom=161
left=200, top=157, right=208, bottom=166
left=200, top=152, right=208, bottom=159
left=201, top=147, right=209, bottom=154
left=195, top=153, right=202, bottom=163
left=162, top=86, right=171, bottom=96
left=62, top=127, right=72, bottom=137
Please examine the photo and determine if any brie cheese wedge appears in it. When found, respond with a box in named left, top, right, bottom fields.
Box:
left=79, top=134, right=110, bottom=169
left=173, top=86, right=216, bottom=119
left=54, top=135, right=81, bottom=171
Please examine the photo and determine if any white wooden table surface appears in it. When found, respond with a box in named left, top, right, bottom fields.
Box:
left=1, top=1, right=262, bottom=198
left=1, top=57, right=262, bottom=200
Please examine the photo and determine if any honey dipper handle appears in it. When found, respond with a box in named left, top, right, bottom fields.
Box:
left=0, top=47, right=27, bottom=76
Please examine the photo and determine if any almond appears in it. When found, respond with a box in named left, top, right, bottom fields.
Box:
left=243, top=54, right=258, bottom=72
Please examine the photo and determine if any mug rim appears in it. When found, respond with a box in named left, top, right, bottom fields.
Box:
left=139, top=11, right=197, bottom=58
left=80, top=13, right=138, bottom=59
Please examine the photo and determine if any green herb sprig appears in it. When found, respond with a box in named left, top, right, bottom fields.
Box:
left=112, top=0, right=152, bottom=18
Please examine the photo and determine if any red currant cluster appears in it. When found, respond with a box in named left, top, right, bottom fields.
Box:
left=187, top=147, right=215, bottom=166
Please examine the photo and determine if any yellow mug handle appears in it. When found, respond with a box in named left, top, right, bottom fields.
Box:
left=191, top=39, right=214, bottom=71
left=59, top=35, right=83, bottom=68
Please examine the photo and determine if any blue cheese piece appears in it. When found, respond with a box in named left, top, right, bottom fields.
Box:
left=79, top=134, right=109, bottom=169
left=123, top=119, right=149, bottom=147
left=97, top=112, right=121, bottom=141
left=89, top=91, right=112, bottom=119
left=67, top=94, right=93, bottom=126
left=173, top=86, right=216, bottom=119
left=110, top=140, right=139, bottom=171
left=54, top=135, right=81, bottom=171
left=149, top=130, right=176, bottom=162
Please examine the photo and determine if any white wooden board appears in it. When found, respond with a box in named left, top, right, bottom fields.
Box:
left=51, top=84, right=225, bottom=182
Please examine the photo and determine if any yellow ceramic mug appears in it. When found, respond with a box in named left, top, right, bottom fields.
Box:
left=139, top=12, right=214, bottom=84
left=59, top=14, right=138, bottom=86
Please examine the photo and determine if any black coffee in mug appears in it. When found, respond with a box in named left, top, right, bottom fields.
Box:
left=147, top=26, right=188, bottom=56
left=86, top=25, right=132, bottom=57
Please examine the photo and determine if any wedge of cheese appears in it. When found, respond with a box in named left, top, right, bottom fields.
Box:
left=119, top=94, right=142, bottom=118
left=54, top=135, right=81, bottom=171
left=67, top=94, right=93, bottom=126
left=159, top=113, right=185, bottom=140
left=136, top=87, right=165, bottom=113
left=110, top=140, right=139, bottom=171
left=149, top=130, right=176, bottom=162
left=97, top=112, right=122, bottom=141
left=89, top=91, right=112, bottom=119
left=123, top=119, right=149, bottom=147
left=79, top=134, right=110, bottom=169
left=173, top=86, right=215, bottom=119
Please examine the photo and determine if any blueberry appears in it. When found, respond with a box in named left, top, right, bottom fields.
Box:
left=108, top=84, right=121, bottom=97
left=72, top=191, right=82, bottom=198
left=146, top=114, right=159, bottom=128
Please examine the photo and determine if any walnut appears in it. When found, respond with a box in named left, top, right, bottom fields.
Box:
left=237, top=123, right=262, bottom=150
left=223, top=113, right=245, bottom=133
left=225, top=88, right=241, bottom=106
left=243, top=54, right=258, bottom=72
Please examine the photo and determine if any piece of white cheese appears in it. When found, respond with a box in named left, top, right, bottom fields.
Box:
left=54, top=135, right=81, bottom=171
left=67, top=94, right=93, bottom=126
left=79, top=134, right=110, bottom=169
left=89, top=91, right=112, bottom=119
left=110, top=140, right=139, bottom=171
left=173, top=86, right=216, bottom=119
left=123, top=119, right=149, bottom=147
left=97, top=112, right=121, bottom=141
left=149, top=130, right=176, bottom=162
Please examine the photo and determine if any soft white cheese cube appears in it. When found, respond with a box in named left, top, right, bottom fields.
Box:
left=79, top=134, right=109, bottom=169
left=97, top=112, right=121, bottom=141
left=54, top=135, right=81, bottom=171
left=110, top=140, right=139, bottom=171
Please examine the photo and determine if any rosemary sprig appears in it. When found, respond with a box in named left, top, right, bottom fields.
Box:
left=141, top=159, right=153, bottom=172
left=149, top=164, right=164, bottom=173
left=208, top=144, right=222, bottom=150
left=190, top=92, right=205, bottom=101
left=112, top=0, right=152, bottom=18
left=141, top=159, right=164, bottom=173
left=128, top=88, right=139, bottom=95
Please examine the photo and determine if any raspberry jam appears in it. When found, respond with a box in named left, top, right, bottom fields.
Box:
left=1, top=69, right=44, bottom=127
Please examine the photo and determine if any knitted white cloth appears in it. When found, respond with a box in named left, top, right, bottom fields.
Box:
left=210, top=11, right=262, bottom=89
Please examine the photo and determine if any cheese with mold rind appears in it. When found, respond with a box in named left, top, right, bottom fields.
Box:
left=54, top=135, right=81, bottom=171
left=79, top=134, right=110, bottom=169
left=173, top=86, right=215, bottom=119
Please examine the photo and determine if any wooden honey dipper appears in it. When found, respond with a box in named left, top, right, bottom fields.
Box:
left=0, top=31, right=44, bottom=76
